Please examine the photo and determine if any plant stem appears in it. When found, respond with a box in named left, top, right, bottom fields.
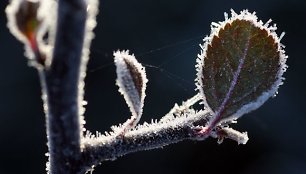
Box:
left=80, top=110, right=210, bottom=171
left=42, top=0, right=87, bottom=173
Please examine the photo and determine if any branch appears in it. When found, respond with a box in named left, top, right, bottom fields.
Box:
left=79, top=96, right=248, bottom=172
left=6, top=3, right=268, bottom=173
left=40, top=0, right=87, bottom=173
left=6, top=0, right=98, bottom=173
left=80, top=110, right=209, bottom=172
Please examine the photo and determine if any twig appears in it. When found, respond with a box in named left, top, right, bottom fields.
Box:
left=41, top=0, right=87, bottom=173
left=80, top=110, right=210, bottom=172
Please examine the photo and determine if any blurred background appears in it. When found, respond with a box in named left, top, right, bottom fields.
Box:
left=1, top=0, right=306, bottom=173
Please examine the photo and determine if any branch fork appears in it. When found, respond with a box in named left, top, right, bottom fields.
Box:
left=6, top=1, right=287, bottom=173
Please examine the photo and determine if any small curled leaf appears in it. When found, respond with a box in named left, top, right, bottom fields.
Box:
left=196, top=9, right=288, bottom=128
left=114, top=50, right=148, bottom=132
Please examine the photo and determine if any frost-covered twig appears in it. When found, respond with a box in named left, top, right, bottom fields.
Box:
left=6, top=1, right=287, bottom=173
left=41, top=0, right=98, bottom=173
left=80, top=110, right=209, bottom=171
left=79, top=97, right=248, bottom=172
left=42, top=0, right=88, bottom=173
left=160, top=93, right=202, bottom=122
left=210, top=127, right=249, bottom=145
left=6, top=0, right=89, bottom=173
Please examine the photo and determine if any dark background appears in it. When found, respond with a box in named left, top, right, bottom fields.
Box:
left=1, top=0, right=306, bottom=174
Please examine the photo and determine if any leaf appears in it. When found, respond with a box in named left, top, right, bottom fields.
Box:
left=6, top=0, right=41, bottom=47
left=6, top=0, right=50, bottom=65
left=196, top=9, right=287, bottom=127
left=114, top=50, right=148, bottom=131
